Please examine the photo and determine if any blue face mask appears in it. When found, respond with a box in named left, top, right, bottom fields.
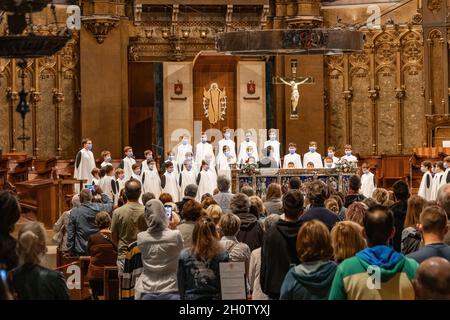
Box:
left=168, top=155, right=174, bottom=161
left=289, top=148, right=296, bottom=154
left=269, top=134, right=276, bottom=141
left=87, top=143, right=92, bottom=151
left=127, top=151, right=133, bottom=158
left=345, top=151, right=352, bottom=156
left=309, top=147, right=316, bottom=153
left=186, top=165, right=192, bottom=170
left=105, top=156, right=111, bottom=162
left=224, top=151, right=230, bottom=157
left=182, top=139, right=188, bottom=145
left=325, top=163, right=333, bottom=168
left=146, top=155, right=153, bottom=161
left=328, top=152, right=334, bottom=158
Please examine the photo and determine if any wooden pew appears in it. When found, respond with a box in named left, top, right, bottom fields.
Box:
left=379, top=155, right=411, bottom=189
left=103, top=267, right=119, bottom=300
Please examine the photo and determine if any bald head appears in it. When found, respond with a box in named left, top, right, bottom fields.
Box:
left=413, top=257, right=450, bottom=300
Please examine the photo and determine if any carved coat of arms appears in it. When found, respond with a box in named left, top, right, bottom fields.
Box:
left=203, top=83, right=227, bottom=125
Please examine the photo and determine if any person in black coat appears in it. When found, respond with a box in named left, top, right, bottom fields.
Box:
left=260, top=190, right=304, bottom=299
left=390, top=180, right=410, bottom=252
left=344, top=175, right=366, bottom=208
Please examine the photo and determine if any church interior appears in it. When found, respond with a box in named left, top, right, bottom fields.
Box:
left=1, top=0, right=450, bottom=302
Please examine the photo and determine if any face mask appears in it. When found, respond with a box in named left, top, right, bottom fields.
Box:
left=127, top=151, right=133, bottom=158
left=182, top=139, right=188, bottom=145
left=105, top=156, right=111, bottom=162
left=149, top=164, right=155, bottom=170
left=363, top=169, right=369, bottom=174
left=167, top=168, right=174, bottom=173
left=186, top=156, right=192, bottom=161
left=289, top=148, right=296, bottom=154
left=146, top=155, right=153, bottom=161
left=445, top=163, right=449, bottom=169
left=224, top=133, right=230, bottom=139
left=309, top=147, right=316, bottom=153
left=432, top=167, right=436, bottom=174
left=245, top=136, right=251, bottom=142
left=224, top=151, right=230, bottom=157
left=325, top=163, right=333, bottom=168
left=119, top=175, right=125, bottom=180
left=186, top=164, right=192, bottom=170
left=420, top=166, right=427, bottom=173
left=204, top=166, right=209, bottom=171
left=134, top=169, right=141, bottom=175
left=247, top=152, right=252, bottom=157
left=201, top=137, right=207, bottom=143
left=168, top=155, right=174, bottom=161
left=269, top=134, right=276, bottom=141
left=328, top=152, right=334, bottom=158
left=87, top=143, right=92, bottom=151
left=345, top=151, right=352, bottom=156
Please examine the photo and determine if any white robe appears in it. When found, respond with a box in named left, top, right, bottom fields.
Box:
left=179, top=169, right=197, bottom=200
left=99, top=175, right=115, bottom=200
left=263, top=140, right=281, bottom=166
left=176, top=143, right=193, bottom=166
left=130, top=173, right=142, bottom=184
left=238, top=140, right=259, bottom=164
left=217, top=139, right=236, bottom=159
left=162, top=171, right=180, bottom=202
left=283, top=153, right=302, bottom=169
left=323, top=156, right=339, bottom=168
left=197, top=169, right=217, bottom=199
left=141, top=160, right=150, bottom=173
left=195, top=142, right=216, bottom=170
left=163, top=159, right=180, bottom=176
left=303, top=151, right=323, bottom=168
left=340, top=155, right=358, bottom=163
left=440, top=168, right=450, bottom=189
left=142, top=169, right=162, bottom=199
left=112, top=178, right=125, bottom=207
left=121, top=156, right=136, bottom=181
left=74, top=148, right=96, bottom=193
left=216, top=154, right=235, bottom=181
left=361, top=172, right=376, bottom=198
left=430, top=172, right=444, bottom=200
left=418, top=171, right=433, bottom=201
left=100, top=161, right=113, bottom=169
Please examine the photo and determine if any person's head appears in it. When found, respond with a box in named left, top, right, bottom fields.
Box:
left=101, top=150, right=111, bottom=162
left=181, top=134, right=189, bottom=145
left=118, top=189, right=127, bottom=207
left=141, top=192, right=155, bottom=206
left=201, top=195, right=217, bottom=209
left=263, top=214, right=280, bottom=231
left=305, top=180, right=329, bottom=207
left=324, top=157, right=333, bottom=168
left=372, top=188, right=389, bottom=206
left=144, top=199, right=168, bottom=233
left=245, top=130, right=252, bottom=142
left=148, top=160, right=157, bottom=170
left=363, top=204, right=395, bottom=247
left=95, top=211, right=111, bottom=229
left=217, top=175, right=231, bottom=193
left=200, top=132, right=208, bottom=143
left=421, top=161, right=432, bottom=173
left=125, top=179, right=142, bottom=202
left=240, top=184, right=255, bottom=197
left=71, top=194, right=81, bottom=208
left=361, top=163, right=370, bottom=174
left=282, top=190, right=304, bottom=220
left=167, top=151, right=175, bottom=161
left=79, top=188, right=93, bottom=204
left=306, top=162, right=314, bottom=169
left=329, top=194, right=343, bottom=212
left=115, top=168, right=125, bottom=180
left=308, top=141, right=317, bottom=153
left=124, top=146, right=133, bottom=157
left=159, top=193, right=173, bottom=205
left=183, top=159, right=193, bottom=171
left=331, top=221, right=366, bottom=263
left=223, top=127, right=232, bottom=139
left=249, top=196, right=265, bottom=218
left=183, top=184, right=198, bottom=199
left=165, top=161, right=174, bottom=173
left=287, top=162, right=295, bottom=169
left=266, top=183, right=282, bottom=201
left=205, top=204, right=223, bottom=225
left=183, top=200, right=203, bottom=222
left=349, top=175, right=361, bottom=192
left=268, top=128, right=277, bottom=140
left=91, top=167, right=100, bottom=178
left=325, top=198, right=339, bottom=214
left=435, top=161, right=445, bottom=173
left=419, top=205, right=448, bottom=240
left=436, top=183, right=450, bottom=219
left=413, top=257, right=450, bottom=300
left=144, top=149, right=153, bottom=161
left=362, top=197, right=378, bottom=209
left=444, top=156, right=450, bottom=169
left=346, top=202, right=368, bottom=226
left=296, top=220, right=333, bottom=263
left=344, top=144, right=353, bottom=156
left=0, top=190, right=20, bottom=235
left=327, top=146, right=335, bottom=157
left=201, top=160, right=209, bottom=171
left=288, top=143, right=296, bottom=154
left=105, top=165, right=114, bottom=177
left=404, top=195, right=427, bottom=228
left=192, top=216, right=221, bottom=259
left=392, top=180, right=410, bottom=202
left=132, top=163, right=141, bottom=176
left=17, top=222, right=47, bottom=265
left=82, top=138, right=92, bottom=151
left=219, top=213, right=241, bottom=237
left=288, top=177, right=301, bottom=190
left=230, top=193, right=251, bottom=214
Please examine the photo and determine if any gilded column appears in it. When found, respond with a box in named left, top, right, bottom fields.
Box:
left=53, top=54, right=64, bottom=158
left=7, top=59, right=18, bottom=152
left=30, top=58, right=41, bottom=158
left=368, top=44, right=379, bottom=155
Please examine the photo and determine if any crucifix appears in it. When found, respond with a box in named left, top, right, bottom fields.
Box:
left=273, top=59, right=314, bottom=118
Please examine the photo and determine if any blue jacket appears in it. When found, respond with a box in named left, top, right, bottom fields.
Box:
left=67, top=194, right=113, bottom=255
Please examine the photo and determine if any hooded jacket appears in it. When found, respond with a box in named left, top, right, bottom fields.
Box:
left=235, top=211, right=264, bottom=251
left=329, top=245, right=418, bottom=300
left=260, top=219, right=302, bottom=299
left=280, top=260, right=337, bottom=300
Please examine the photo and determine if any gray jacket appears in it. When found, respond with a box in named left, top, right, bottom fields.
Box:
left=67, top=194, right=113, bottom=256
left=263, top=198, right=283, bottom=215
left=213, top=192, right=234, bottom=214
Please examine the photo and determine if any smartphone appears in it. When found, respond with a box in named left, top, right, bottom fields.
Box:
left=164, top=205, right=172, bottom=221
left=84, top=184, right=96, bottom=193
left=0, top=269, right=6, bottom=282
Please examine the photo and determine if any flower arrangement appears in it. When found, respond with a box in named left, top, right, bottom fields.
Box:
left=241, top=163, right=259, bottom=176
left=334, top=159, right=358, bottom=173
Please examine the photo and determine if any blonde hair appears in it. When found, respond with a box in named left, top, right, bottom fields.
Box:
left=296, top=220, right=333, bottom=263
left=331, top=221, right=366, bottom=263
left=219, top=213, right=241, bottom=236
left=205, top=204, right=223, bottom=225
left=17, top=222, right=47, bottom=265
left=324, top=198, right=339, bottom=214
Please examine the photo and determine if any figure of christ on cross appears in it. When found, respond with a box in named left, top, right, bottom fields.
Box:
left=279, top=77, right=312, bottom=113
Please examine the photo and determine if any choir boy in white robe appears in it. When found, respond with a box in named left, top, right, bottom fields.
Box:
left=217, top=145, right=236, bottom=180
left=141, top=149, right=153, bottom=173
left=74, top=138, right=96, bottom=193
left=162, top=151, right=179, bottom=176
left=418, top=161, right=433, bottom=201
left=119, top=146, right=136, bottom=181
left=441, top=156, right=450, bottom=188
left=112, top=168, right=125, bottom=207
left=100, top=150, right=113, bottom=169
left=340, top=144, right=358, bottom=163
left=179, top=160, right=197, bottom=200
left=303, top=141, right=323, bottom=168
left=323, top=146, right=339, bottom=168
left=360, top=163, right=376, bottom=198
left=238, top=130, right=259, bottom=163
left=431, top=162, right=445, bottom=200
left=99, top=165, right=115, bottom=200
left=91, top=168, right=101, bottom=186
left=195, top=132, right=215, bottom=171
left=175, top=135, right=193, bottom=166
left=204, top=154, right=218, bottom=185
left=142, top=159, right=161, bottom=199
left=181, top=151, right=198, bottom=175
left=263, top=128, right=281, bottom=166
left=197, top=160, right=216, bottom=199
left=217, top=127, right=236, bottom=159
left=161, top=161, right=180, bottom=202
left=130, top=163, right=142, bottom=183
left=283, top=143, right=302, bottom=169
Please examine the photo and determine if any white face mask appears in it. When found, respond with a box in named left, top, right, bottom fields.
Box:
left=224, top=133, right=230, bottom=139
left=269, top=134, right=276, bottom=141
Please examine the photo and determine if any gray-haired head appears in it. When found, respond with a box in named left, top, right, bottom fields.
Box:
left=144, top=199, right=168, bottom=233
left=184, top=184, right=198, bottom=198
left=217, top=175, right=231, bottom=192
left=71, top=194, right=81, bottom=208
left=230, top=193, right=251, bottom=214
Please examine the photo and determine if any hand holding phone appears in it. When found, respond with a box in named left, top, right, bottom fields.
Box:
left=164, top=205, right=172, bottom=221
